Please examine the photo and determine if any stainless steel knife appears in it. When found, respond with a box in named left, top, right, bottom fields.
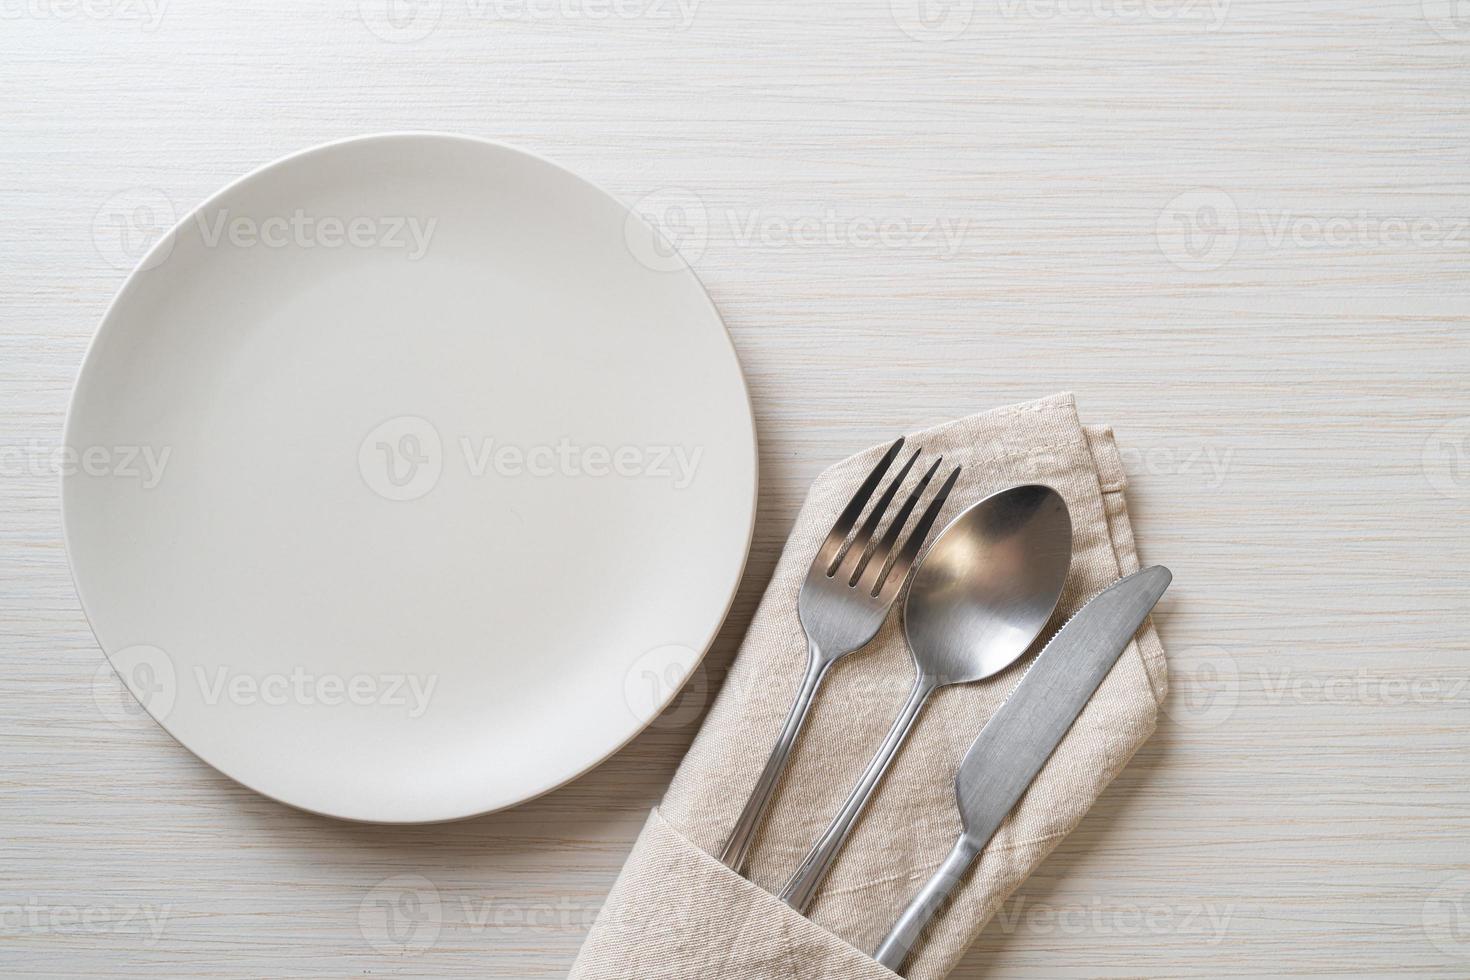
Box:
left=872, top=565, right=1172, bottom=974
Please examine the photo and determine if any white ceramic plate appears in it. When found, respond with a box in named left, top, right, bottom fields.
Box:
left=63, top=134, right=756, bottom=823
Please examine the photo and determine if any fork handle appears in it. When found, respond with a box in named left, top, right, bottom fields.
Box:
left=720, top=648, right=830, bottom=873
left=779, top=672, right=938, bottom=912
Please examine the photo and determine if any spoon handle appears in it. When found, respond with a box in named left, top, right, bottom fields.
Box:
left=780, top=673, right=937, bottom=912
left=720, top=648, right=830, bottom=872
left=872, top=836, right=980, bottom=974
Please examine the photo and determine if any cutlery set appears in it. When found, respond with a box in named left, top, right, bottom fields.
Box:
left=721, top=439, right=1172, bottom=976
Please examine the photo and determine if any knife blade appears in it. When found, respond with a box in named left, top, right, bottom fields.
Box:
left=872, top=565, right=1172, bottom=974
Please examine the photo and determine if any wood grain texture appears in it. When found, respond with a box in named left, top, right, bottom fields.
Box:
left=2, top=0, right=1467, bottom=976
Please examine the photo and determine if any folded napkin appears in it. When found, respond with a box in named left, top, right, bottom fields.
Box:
left=571, top=393, right=1168, bottom=979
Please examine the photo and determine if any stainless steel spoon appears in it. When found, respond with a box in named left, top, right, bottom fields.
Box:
left=778, top=484, right=1072, bottom=912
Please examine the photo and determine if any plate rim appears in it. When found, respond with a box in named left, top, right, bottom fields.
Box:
left=61, top=130, right=758, bottom=823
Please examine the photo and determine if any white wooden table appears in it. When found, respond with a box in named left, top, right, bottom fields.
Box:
left=3, top=1, right=1468, bottom=976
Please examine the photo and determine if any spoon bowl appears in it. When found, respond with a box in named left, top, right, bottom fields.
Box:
left=905, top=483, right=1073, bottom=685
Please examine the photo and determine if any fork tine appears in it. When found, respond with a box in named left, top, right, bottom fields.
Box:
left=813, top=437, right=904, bottom=574
left=859, top=456, right=940, bottom=590
left=841, top=448, right=920, bottom=583
left=870, top=464, right=961, bottom=598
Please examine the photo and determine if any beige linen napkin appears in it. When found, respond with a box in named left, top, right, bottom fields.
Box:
left=571, top=393, right=1167, bottom=980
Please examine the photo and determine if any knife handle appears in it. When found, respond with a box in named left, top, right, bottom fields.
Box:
left=873, top=836, right=981, bottom=975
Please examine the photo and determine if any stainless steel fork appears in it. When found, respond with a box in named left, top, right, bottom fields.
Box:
left=719, top=438, right=960, bottom=873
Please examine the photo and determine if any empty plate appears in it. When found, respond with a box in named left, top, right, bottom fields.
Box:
left=63, top=133, right=756, bottom=822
